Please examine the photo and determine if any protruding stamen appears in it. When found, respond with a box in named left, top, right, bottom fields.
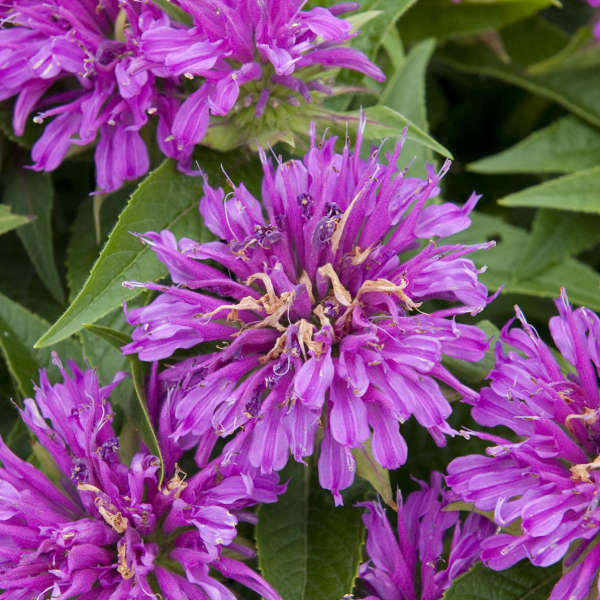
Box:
left=117, top=543, right=135, bottom=579
left=570, top=455, right=600, bottom=483
left=317, top=264, right=352, bottom=307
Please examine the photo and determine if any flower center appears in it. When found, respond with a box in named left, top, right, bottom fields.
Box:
left=74, top=466, right=188, bottom=583
left=200, top=262, right=421, bottom=366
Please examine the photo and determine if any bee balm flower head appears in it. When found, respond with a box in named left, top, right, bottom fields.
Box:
left=357, top=472, right=494, bottom=600
left=140, top=0, right=385, bottom=152
left=0, top=357, right=284, bottom=599
left=124, top=120, right=496, bottom=504
left=448, top=291, right=600, bottom=600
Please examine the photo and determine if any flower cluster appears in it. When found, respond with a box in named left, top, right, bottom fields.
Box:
left=0, top=0, right=383, bottom=191
left=357, top=472, right=494, bottom=600
left=141, top=0, right=385, bottom=153
left=0, top=357, right=284, bottom=599
left=123, top=119, right=495, bottom=503
left=447, top=291, right=600, bottom=600
left=0, top=0, right=167, bottom=191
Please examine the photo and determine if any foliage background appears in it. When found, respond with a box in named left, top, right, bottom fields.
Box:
left=1, top=0, right=599, bottom=597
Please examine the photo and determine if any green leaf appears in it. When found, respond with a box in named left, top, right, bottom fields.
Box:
left=84, top=323, right=164, bottom=487
left=515, top=210, right=600, bottom=280
left=398, top=0, right=555, bottom=46
left=256, top=460, right=365, bottom=600
left=0, top=204, right=31, bottom=235
left=345, top=10, right=382, bottom=33
left=36, top=151, right=259, bottom=348
left=380, top=37, right=436, bottom=176
left=150, top=0, right=192, bottom=25
left=526, top=26, right=593, bottom=75
left=469, top=116, right=600, bottom=174
left=321, top=105, right=452, bottom=158
left=67, top=187, right=131, bottom=301
left=0, top=105, right=40, bottom=149
left=31, top=441, right=63, bottom=485
left=381, top=38, right=435, bottom=128
left=440, top=42, right=600, bottom=128
left=3, top=167, right=65, bottom=304
left=80, top=309, right=130, bottom=386
left=352, top=440, right=395, bottom=508
left=447, top=213, right=600, bottom=310
left=352, top=0, right=418, bottom=59
left=380, top=26, right=405, bottom=71
left=442, top=560, right=561, bottom=600
left=499, top=16, right=568, bottom=68
left=497, top=167, right=600, bottom=213
left=83, top=323, right=130, bottom=349
left=0, top=292, right=81, bottom=398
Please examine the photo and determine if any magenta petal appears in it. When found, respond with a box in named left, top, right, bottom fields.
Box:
left=284, top=402, right=319, bottom=462
left=248, top=400, right=289, bottom=473
left=94, top=125, right=149, bottom=192
left=172, top=87, right=210, bottom=149
left=366, top=399, right=407, bottom=469
left=215, top=556, right=282, bottom=600
left=318, top=429, right=355, bottom=506
left=302, top=7, right=352, bottom=39
left=31, top=112, right=81, bottom=171
left=329, top=378, right=369, bottom=447
left=299, top=47, right=385, bottom=81
left=293, top=353, right=333, bottom=410
left=14, top=79, right=52, bottom=135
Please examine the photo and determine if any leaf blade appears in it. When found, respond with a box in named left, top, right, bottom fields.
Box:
left=4, top=168, right=65, bottom=304
left=0, top=292, right=81, bottom=398
left=440, top=42, right=600, bottom=128
left=515, top=210, right=600, bottom=280
left=497, top=167, right=600, bottom=213
left=468, top=116, right=600, bottom=174
left=442, top=561, right=561, bottom=600
left=398, top=0, right=555, bottom=46
left=256, top=460, right=365, bottom=600
left=380, top=37, right=436, bottom=176
left=36, top=151, right=257, bottom=348
left=447, top=213, right=600, bottom=310
left=0, top=205, right=30, bottom=236
left=66, top=188, right=132, bottom=301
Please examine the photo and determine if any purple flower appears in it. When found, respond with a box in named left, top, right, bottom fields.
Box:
left=123, top=121, right=496, bottom=504
left=140, top=0, right=385, bottom=152
left=0, top=356, right=284, bottom=599
left=1, top=1, right=384, bottom=189
left=447, top=290, right=600, bottom=600
left=0, top=0, right=181, bottom=191
left=357, top=472, right=495, bottom=600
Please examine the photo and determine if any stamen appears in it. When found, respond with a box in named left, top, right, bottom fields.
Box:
left=246, top=272, right=280, bottom=310
left=162, top=464, right=188, bottom=498
left=566, top=407, right=599, bottom=433
left=317, top=264, right=352, bottom=306
left=350, top=245, right=373, bottom=266
left=331, top=186, right=366, bottom=255
left=259, top=331, right=288, bottom=364
left=97, top=504, right=129, bottom=533
left=299, top=270, right=315, bottom=304
left=117, top=543, right=135, bottom=579
left=571, top=455, right=600, bottom=483
left=357, top=277, right=422, bottom=311
left=200, top=296, right=264, bottom=322
left=297, top=319, right=324, bottom=358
